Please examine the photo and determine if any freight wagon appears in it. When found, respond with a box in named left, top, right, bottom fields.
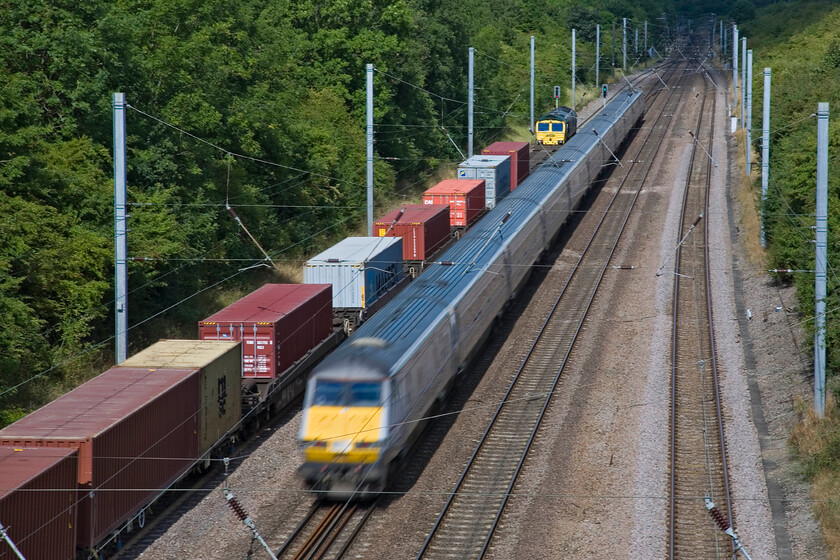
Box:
left=374, top=204, right=452, bottom=275
left=198, top=284, right=341, bottom=410
left=0, top=447, right=78, bottom=560
left=457, top=155, right=512, bottom=209
left=482, top=141, right=530, bottom=191
left=304, top=237, right=406, bottom=327
left=0, top=365, right=207, bottom=550
left=422, top=179, right=486, bottom=234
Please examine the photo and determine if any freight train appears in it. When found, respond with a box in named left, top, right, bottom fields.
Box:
left=297, top=87, right=644, bottom=499
left=535, top=106, right=578, bottom=145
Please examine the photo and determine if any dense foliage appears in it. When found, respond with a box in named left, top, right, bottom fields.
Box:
left=740, top=1, right=840, bottom=392
left=0, top=0, right=674, bottom=422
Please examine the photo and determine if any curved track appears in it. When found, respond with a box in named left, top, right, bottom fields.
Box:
left=415, top=60, right=690, bottom=560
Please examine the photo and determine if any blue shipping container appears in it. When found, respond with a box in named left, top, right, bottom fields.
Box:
left=457, top=155, right=512, bottom=209
left=303, top=237, right=403, bottom=309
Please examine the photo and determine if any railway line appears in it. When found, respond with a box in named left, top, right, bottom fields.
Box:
left=242, top=67, right=659, bottom=560
left=413, top=58, right=691, bottom=560
left=128, top=45, right=751, bottom=560
left=667, top=59, right=734, bottom=558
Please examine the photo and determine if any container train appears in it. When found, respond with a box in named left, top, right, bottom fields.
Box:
left=297, top=87, right=644, bottom=499
left=535, top=106, right=578, bottom=145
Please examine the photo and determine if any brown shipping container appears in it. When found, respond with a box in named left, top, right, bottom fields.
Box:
left=0, top=447, right=78, bottom=560
left=422, top=180, right=485, bottom=227
left=482, top=141, right=530, bottom=191
left=199, top=284, right=333, bottom=380
left=374, top=204, right=451, bottom=261
left=117, top=340, right=242, bottom=457
left=0, top=367, right=200, bottom=548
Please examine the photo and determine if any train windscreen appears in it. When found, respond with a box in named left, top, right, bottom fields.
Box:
left=313, top=380, right=382, bottom=406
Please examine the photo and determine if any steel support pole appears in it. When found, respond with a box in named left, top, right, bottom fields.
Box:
left=645, top=21, right=648, bottom=55
left=746, top=49, right=753, bottom=174
left=113, top=92, right=127, bottom=364
left=815, top=102, right=829, bottom=418
left=732, top=25, right=738, bottom=109
left=571, top=29, right=576, bottom=110
left=741, top=37, right=747, bottom=128
left=596, top=24, right=600, bottom=87
left=622, top=18, right=627, bottom=70
left=468, top=47, right=474, bottom=157
left=530, top=36, right=535, bottom=134
left=761, top=68, right=771, bottom=247
left=366, top=64, right=374, bottom=236
left=635, top=28, right=639, bottom=55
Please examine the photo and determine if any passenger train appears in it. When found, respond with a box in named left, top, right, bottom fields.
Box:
left=297, top=87, right=645, bottom=498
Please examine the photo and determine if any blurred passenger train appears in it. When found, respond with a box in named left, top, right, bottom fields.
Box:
left=297, top=87, right=644, bottom=499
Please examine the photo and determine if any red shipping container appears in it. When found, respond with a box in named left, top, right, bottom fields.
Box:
left=0, top=367, right=200, bottom=548
left=422, top=180, right=485, bottom=227
left=374, top=204, right=451, bottom=261
left=482, top=141, right=530, bottom=191
left=199, top=284, right=333, bottom=380
left=0, top=447, right=78, bottom=560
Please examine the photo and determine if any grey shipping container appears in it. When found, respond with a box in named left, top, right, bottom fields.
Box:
left=457, top=155, right=512, bottom=209
left=117, top=340, right=242, bottom=457
left=0, top=447, right=78, bottom=560
left=304, top=237, right=403, bottom=309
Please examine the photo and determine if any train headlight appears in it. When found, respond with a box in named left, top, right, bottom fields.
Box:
left=354, top=441, right=382, bottom=449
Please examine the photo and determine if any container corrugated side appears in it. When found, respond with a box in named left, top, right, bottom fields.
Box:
left=482, top=141, right=530, bottom=190
left=198, top=284, right=333, bottom=380
left=304, top=237, right=403, bottom=309
left=422, top=180, right=486, bottom=227
left=457, top=155, right=512, bottom=209
left=373, top=204, right=450, bottom=260
left=0, top=367, right=201, bottom=548
left=0, top=447, right=78, bottom=560
left=118, top=340, right=242, bottom=456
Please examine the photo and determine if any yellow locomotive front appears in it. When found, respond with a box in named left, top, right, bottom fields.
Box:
left=298, top=364, right=391, bottom=499
left=536, top=119, right=568, bottom=145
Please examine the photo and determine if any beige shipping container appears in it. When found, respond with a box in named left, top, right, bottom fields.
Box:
left=119, top=340, right=242, bottom=456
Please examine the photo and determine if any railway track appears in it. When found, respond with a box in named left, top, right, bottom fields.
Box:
left=274, top=502, right=374, bottom=560
left=667, top=58, right=734, bottom=558
left=414, top=59, right=691, bottom=560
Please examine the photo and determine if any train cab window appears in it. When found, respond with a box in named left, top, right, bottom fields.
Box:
left=350, top=382, right=381, bottom=407
left=537, top=123, right=550, bottom=131
left=313, top=381, right=343, bottom=405
left=552, top=123, right=565, bottom=132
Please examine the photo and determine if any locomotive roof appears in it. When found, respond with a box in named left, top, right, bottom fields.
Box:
left=537, top=106, right=577, bottom=121
left=318, top=88, right=642, bottom=377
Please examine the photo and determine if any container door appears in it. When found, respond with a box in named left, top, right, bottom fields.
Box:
left=478, top=169, right=497, bottom=208
left=242, top=324, right=276, bottom=378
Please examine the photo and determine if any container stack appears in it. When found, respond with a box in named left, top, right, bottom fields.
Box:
left=423, top=179, right=485, bottom=228
left=199, top=284, right=333, bottom=382
left=0, top=366, right=206, bottom=548
left=0, top=447, right=78, bottom=560
left=482, top=141, right=530, bottom=192
left=457, top=155, right=511, bottom=209
left=304, top=237, right=403, bottom=310
left=374, top=204, right=451, bottom=261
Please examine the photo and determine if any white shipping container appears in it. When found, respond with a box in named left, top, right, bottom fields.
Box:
left=457, top=155, right=512, bottom=209
left=304, top=237, right=403, bottom=309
